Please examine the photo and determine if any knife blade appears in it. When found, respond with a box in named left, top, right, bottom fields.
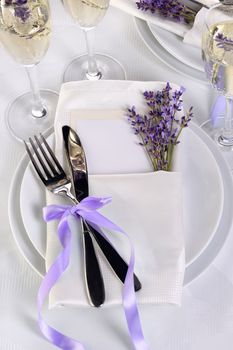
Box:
left=62, top=125, right=141, bottom=292
left=63, top=126, right=105, bottom=307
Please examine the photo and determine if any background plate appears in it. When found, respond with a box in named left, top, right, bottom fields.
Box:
left=148, top=23, right=203, bottom=72
left=134, top=18, right=207, bottom=82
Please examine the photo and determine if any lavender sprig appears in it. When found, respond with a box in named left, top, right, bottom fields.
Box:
left=215, top=32, right=233, bottom=52
left=3, top=0, right=30, bottom=23
left=127, top=83, right=193, bottom=172
left=14, top=5, right=30, bottom=21
left=136, top=0, right=196, bottom=25
left=4, top=0, right=28, bottom=6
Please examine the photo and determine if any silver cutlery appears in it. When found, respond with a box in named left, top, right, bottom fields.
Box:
left=62, top=127, right=105, bottom=308
left=62, top=126, right=142, bottom=292
left=24, top=131, right=142, bottom=304
left=24, top=134, right=104, bottom=307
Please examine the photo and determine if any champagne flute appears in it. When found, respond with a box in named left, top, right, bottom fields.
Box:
left=62, top=0, right=126, bottom=81
left=0, top=0, right=58, bottom=141
left=201, top=0, right=233, bottom=148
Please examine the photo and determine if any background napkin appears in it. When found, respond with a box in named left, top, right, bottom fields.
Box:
left=111, top=0, right=190, bottom=37
left=111, top=0, right=219, bottom=48
left=46, top=80, right=185, bottom=308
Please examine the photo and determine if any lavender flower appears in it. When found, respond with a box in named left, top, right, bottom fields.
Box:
left=127, top=83, right=193, bottom=171
left=215, top=32, right=233, bottom=52
left=14, top=0, right=28, bottom=4
left=136, top=0, right=196, bottom=25
left=3, top=0, right=30, bottom=22
left=4, top=0, right=27, bottom=5
left=15, top=5, right=30, bottom=21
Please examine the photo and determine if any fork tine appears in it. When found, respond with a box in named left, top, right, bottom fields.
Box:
left=29, top=137, right=52, bottom=179
left=40, top=133, right=65, bottom=173
left=34, top=135, right=59, bottom=176
left=24, top=141, right=47, bottom=185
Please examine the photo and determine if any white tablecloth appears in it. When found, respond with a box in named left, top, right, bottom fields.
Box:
left=1, top=1, right=233, bottom=349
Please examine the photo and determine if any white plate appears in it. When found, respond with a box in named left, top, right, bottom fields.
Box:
left=20, top=125, right=223, bottom=267
left=134, top=18, right=207, bottom=83
left=8, top=123, right=232, bottom=285
left=148, top=23, right=204, bottom=72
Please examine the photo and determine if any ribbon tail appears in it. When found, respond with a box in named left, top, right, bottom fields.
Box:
left=123, top=237, right=149, bottom=350
left=78, top=209, right=149, bottom=350
left=38, top=213, right=86, bottom=350
left=39, top=199, right=150, bottom=350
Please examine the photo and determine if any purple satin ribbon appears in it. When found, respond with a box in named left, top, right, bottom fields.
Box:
left=38, top=196, right=149, bottom=350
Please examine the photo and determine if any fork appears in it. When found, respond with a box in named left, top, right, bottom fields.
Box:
left=24, top=134, right=105, bottom=307
left=24, top=134, right=142, bottom=297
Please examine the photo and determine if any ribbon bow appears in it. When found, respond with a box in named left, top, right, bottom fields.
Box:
left=38, top=196, right=149, bottom=350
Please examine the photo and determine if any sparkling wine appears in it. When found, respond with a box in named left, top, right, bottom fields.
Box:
left=0, top=0, right=51, bottom=65
left=64, top=0, right=109, bottom=28
left=202, top=21, right=233, bottom=96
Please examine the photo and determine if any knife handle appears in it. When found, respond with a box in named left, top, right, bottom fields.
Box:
left=81, top=219, right=105, bottom=307
left=85, top=222, right=142, bottom=292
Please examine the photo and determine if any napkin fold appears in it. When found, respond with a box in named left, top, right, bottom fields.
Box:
left=183, top=7, right=207, bottom=48
left=46, top=80, right=185, bottom=308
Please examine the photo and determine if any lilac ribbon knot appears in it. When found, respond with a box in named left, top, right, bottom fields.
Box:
left=38, top=196, right=149, bottom=350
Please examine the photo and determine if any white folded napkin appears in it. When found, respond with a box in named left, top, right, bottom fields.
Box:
left=111, top=0, right=219, bottom=48
left=111, top=0, right=190, bottom=37
left=183, top=7, right=207, bottom=48
left=46, top=80, right=185, bottom=308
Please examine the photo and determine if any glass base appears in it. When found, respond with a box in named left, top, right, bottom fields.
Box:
left=201, top=117, right=233, bottom=150
left=6, top=90, right=58, bottom=142
left=63, top=53, right=127, bottom=82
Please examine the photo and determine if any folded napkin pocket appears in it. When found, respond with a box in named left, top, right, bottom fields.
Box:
left=46, top=171, right=185, bottom=308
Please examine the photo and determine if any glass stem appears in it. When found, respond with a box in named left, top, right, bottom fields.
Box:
left=218, top=97, right=233, bottom=146
left=25, top=65, right=47, bottom=118
left=83, top=28, right=102, bottom=80
left=224, top=97, right=233, bottom=132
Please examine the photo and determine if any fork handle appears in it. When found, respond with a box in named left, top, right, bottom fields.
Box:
left=81, top=219, right=105, bottom=307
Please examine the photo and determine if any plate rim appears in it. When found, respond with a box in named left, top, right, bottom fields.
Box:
left=184, top=123, right=233, bottom=284
left=134, top=17, right=207, bottom=84
left=8, top=150, right=45, bottom=277
left=8, top=123, right=233, bottom=285
left=20, top=126, right=224, bottom=266
left=148, top=23, right=204, bottom=73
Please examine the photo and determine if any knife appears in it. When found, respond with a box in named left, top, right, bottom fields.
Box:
left=62, top=125, right=142, bottom=292
left=63, top=127, right=105, bottom=307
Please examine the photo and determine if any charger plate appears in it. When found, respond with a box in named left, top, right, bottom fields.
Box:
left=8, top=122, right=232, bottom=285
